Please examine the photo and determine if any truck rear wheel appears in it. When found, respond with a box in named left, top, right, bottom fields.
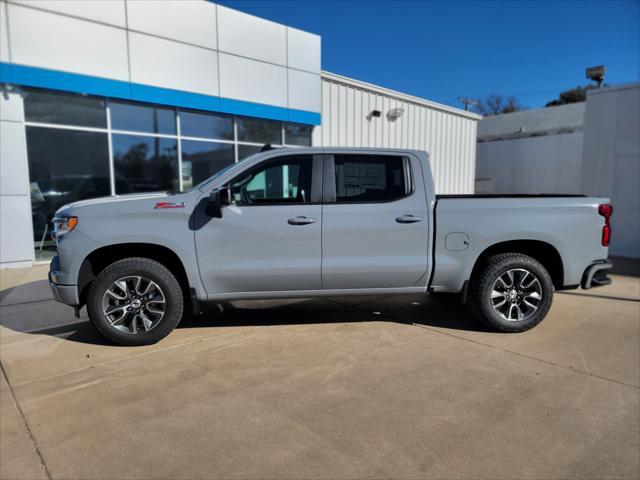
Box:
left=86, top=257, right=184, bottom=346
left=469, top=253, right=553, bottom=332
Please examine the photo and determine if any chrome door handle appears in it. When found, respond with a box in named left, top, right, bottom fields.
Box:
left=288, top=216, right=317, bottom=225
left=396, top=214, right=423, bottom=224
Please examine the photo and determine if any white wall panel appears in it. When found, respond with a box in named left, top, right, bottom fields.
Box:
left=0, top=195, right=33, bottom=264
left=217, top=5, right=286, bottom=66
left=287, top=27, right=320, bottom=73
left=219, top=53, right=286, bottom=107
left=0, top=120, right=29, bottom=195
left=7, top=3, right=129, bottom=81
left=317, top=73, right=479, bottom=194
left=288, top=69, right=320, bottom=113
left=10, top=0, right=126, bottom=27
left=581, top=84, right=640, bottom=258
left=126, top=0, right=217, bottom=50
left=0, top=88, right=22, bottom=122
left=3, top=1, right=322, bottom=114
left=1, top=1, right=10, bottom=62
left=129, top=32, right=219, bottom=96
left=476, top=133, right=584, bottom=194
left=0, top=91, right=32, bottom=266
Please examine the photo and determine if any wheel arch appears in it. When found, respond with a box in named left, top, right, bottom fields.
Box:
left=78, top=243, right=191, bottom=307
left=469, top=240, right=565, bottom=291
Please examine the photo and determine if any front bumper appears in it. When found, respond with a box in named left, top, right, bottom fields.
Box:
left=49, top=256, right=79, bottom=305
left=581, top=261, right=613, bottom=289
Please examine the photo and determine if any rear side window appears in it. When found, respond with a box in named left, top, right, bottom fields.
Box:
left=334, top=155, right=411, bottom=203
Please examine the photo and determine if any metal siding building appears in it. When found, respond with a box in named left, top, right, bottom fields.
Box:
left=315, top=72, right=480, bottom=194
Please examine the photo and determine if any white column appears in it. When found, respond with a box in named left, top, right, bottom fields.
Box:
left=0, top=89, right=35, bottom=268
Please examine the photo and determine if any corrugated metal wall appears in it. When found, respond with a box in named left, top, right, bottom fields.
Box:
left=313, top=72, right=480, bottom=194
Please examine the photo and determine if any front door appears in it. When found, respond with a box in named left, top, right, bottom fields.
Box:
left=321, top=153, right=430, bottom=289
left=195, top=154, right=323, bottom=295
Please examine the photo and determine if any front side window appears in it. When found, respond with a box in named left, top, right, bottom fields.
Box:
left=334, top=155, right=410, bottom=203
left=229, top=155, right=312, bottom=205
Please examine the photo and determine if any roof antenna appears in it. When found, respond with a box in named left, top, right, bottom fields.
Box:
left=260, top=143, right=273, bottom=152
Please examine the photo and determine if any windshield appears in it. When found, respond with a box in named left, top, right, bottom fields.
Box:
left=186, top=153, right=261, bottom=192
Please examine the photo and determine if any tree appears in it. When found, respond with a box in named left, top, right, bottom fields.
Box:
left=545, top=84, right=602, bottom=107
left=472, top=94, right=526, bottom=116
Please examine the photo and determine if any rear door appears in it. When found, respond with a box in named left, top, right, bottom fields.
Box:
left=321, top=153, right=430, bottom=289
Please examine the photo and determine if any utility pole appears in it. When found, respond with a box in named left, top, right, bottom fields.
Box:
left=458, top=97, right=479, bottom=111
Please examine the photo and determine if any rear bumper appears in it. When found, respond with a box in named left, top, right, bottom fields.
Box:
left=49, top=256, right=79, bottom=305
left=581, top=261, right=613, bottom=289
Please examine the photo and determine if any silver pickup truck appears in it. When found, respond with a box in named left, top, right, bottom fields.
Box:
left=49, top=148, right=613, bottom=346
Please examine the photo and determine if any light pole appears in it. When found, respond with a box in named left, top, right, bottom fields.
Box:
left=586, top=65, right=606, bottom=88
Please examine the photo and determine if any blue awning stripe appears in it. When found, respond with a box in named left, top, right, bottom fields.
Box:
left=0, top=62, right=321, bottom=125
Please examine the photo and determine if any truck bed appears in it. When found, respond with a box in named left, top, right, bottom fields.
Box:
left=430, top=195, right=609, bottom=293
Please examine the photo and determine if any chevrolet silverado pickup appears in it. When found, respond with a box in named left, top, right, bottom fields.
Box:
left=49, top=148, right=613, bottom=345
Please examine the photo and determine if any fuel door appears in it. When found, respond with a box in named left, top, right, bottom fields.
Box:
left=445, top=232, right=470, bottom=251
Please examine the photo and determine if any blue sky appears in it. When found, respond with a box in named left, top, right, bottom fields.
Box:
left=217, top=0, right=640, bottom=109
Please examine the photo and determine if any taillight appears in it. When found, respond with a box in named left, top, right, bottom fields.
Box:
left=598, top=204, right=613, bottom=246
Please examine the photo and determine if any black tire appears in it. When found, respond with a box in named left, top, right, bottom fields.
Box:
left=469, top=253, right=553, bottom=332
left=87, top=257, right=184, bottom=346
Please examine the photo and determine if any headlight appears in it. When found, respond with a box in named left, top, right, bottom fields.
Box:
left=52, top=216, right=78, bottom=237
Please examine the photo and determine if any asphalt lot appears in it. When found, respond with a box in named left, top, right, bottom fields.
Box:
left=1, top=265, right=639, bottom=479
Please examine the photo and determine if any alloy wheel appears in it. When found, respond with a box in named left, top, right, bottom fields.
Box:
left=102, top=276, right=166, bottom=334
left=490, top=268, right=542, bottom=322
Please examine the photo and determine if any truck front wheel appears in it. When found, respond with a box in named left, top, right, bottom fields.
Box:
left=469, top=253, right=553, bottom=332
left=86, top=257, right=184, bottom=346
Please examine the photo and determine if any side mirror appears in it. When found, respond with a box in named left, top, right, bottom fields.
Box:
left=206, top=188, right=231, bottom=218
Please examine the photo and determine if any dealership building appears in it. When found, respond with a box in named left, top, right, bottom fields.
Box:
left=0, top=0, right=479, bottom=268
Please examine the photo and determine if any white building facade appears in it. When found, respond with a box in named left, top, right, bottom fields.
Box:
left=0, top=0, right=478, bottom=268
left=581, top=84, right=640, bottom=260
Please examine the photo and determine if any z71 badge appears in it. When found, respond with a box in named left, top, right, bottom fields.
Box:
left=154, top=202, right=186, bottom=209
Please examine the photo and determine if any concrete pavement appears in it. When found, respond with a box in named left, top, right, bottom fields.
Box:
left=1, top=267, right=638, bottom=479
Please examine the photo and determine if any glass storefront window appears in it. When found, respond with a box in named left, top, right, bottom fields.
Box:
left=22, top=88, right=315, bottom=258
left=284, top=123, right=313, bottom=147
left=26, top=127, right=110, bottom=259
left=110, top=101, right=176, bottom=135
left=24, top=89, right=106, bottom=128
left=181, top=140, right=235, bottom=189
left=284, top=123, right=312, bottom=146
left=237, top=117, right=282, bottom=144
left=180, top=110, right=234, bottom=140
left=237, top=144, right=263, bottom=160
left=112, top=135, right=179, bottom=193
